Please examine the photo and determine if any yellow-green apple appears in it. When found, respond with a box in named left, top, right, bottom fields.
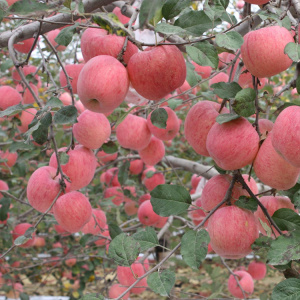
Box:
left=129, top=159, right=144, bottom=175
left=247, top=261, right=267, bottom=280
left=109, top=284, right=130, bottom=300
left=138, top=136, right=165, bottom=166
left=241, top=26, right=294, bottom=78
left=73, top=110, right=111, bottom=149
left=253, top=133, right=300, bottom=190
left=272, top=106, right=300, bottom=167
left=59, top=64, right=84, bottom=94
left=116, top=114, right=151, bottom=150
left=0, top=86, right=22, bottom=110
left=53, top=191, right=92, bottom=233
left=0, top=180, right=8, bottom=199
left=80, top=28, right=138, bottom=64
left=207, top=206, right=259, bottom=258
left=191, top=61, right=212, bottom=79
left=14, top=38, right=36, bottom=53
left=16, top=108, right=37, bottom=133
left=254, top=196, right=296, bottom=237
left=127, top=45, right=186, bottom=101
left=138, top=199, right=160, bottom=226
left=147, top=107, right=180, bottom=141
left=46, top=29, right=67, bottom=52
left=49, top=145, right=97, bottom=191
left=184, top=101, right=229, bottom=156
left=206, top=117, right=259, bottom=170
left=81, top=208, right=107, bottom=234
left=77, top=55, right=129, bottom=113
left=27, top=166, right=70, bottom=213
left=12, top=223, right=36, bottom=248
left=227, top=271, right=254, bottom=299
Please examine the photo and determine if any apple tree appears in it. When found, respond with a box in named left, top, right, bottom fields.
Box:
left=1, top=0, right=300, bottom=299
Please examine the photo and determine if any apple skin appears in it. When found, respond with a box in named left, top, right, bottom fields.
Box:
left=227, top=271, right=254, bottom=299
left=97, top=150, right=118, bottom=164
left=238, top=174, right=259, bottom=197
left=201, top=174, right=241, bottom=211
left=129, top=159, right=144, bottom=175
left=184, top=101, right=229, bottom=156
left=191, top=61, right=212, bottom=79
left=127, top=45, right=186, bottom=101
left=12, top=223, right=36, bottom=248
left=81, top=208, right=107, bottom=234
left=53, top=191, right=92, bottom=233
left=116, top=114, right=151, bottom=150
left=236, top=0, right=245, bottom=8
left=207, top=206, right=259, bottom=259
left=17, top=108, right=37, bottom=133
left=33, top=237, right=46, bottom=247
left=176, top=80, right=197, bottom=100
left=209, top=72, right=229, bottom=87
left=124, top=200, right=138, bottom=216
left=0, top=180, right=9, bottom=199
left=65, top=258, right=76, bottom=267
left=108, top=283, right=130, bottom=299
left=77, top=55, right=129, bottom=113
left=73, top=110, right=111, bottom=149
left=80, top=28, right=138, bottom=64
left=112, top=7, right=131, bottom=24
left=241, top=26, right=294, bottom=78
left=258, top=118, right=273, bottom=138
left=46, top=29, right=67, bottom=52
left=254, top=196, right=296, bottom=237
left=27, top=166, right=70, bottom=213
left=59, top=64, right=84, bottom=94
left=104, top=186, right=124, bottom=206
left=14, top=37, right=36, bottom=53
left=191, top=174, right=202, bottom=190
left=12, top=65, right=41, bottom=87
left=138, top=200, right=160, bottom=226
left=206, top=117, right=259, bottom=170
left=247, top=261, right=267, bottom=280
left=143, top=172, right=165, bottom=191
left=49, top=145, right=97, bottom=191
left=253, top=132, right=300, bottom=190
left=138, top=136, right=165, bottom=166
left=54, top=224, right=71, bottom=236
left=0, top=86, right=22, bottom=110
left=104, top=167, right=120, bottom=187
left=16, top=83, right=38, bottom=105
left=0, top=150, right=18, bottom=170
left=147, top=107, right=180, bottom=141
left=138, top=193, right=151, bottom=205
left=272, top=106, right=300, bottom=168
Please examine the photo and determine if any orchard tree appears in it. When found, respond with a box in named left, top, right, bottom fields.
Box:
left=1, top=0, right=300, bottom=299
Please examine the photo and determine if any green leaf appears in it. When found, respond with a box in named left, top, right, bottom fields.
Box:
left=251, top=236, right=272, bottom=251
left=211, top=81, right=242, bottom=99
left=267, top=231, right=300, bottom=265
left=147, top=270, right=175, bottom=297
left=45, top=97, right=63, bottom=109
left=108, top=233, right=140, bottom=266
left=257, top=11, right=282, bottom=26
left=167, top=99, right=183, bottom=110
left=162, top=0, right=191, bottom=20
left=296, top=76, right=300, bottom=95
left=118, top=161, right=130, bottom=185
left=14, top=235, right=30, bottom=246
left=234, top=196, right=258, bottom=212
left=108, top=223, right=123, bottom=239
left=155, top=23, right=186, bottom=35
left=284, top=42, right=300, bottom=62
left=9, top=141, right=34, bottom=152
left=63, top=0, right=71, bottom=9
left=0, top=103, right=33, bottom=118
left=150, top=184, right=192, bottom=217
left=101, top=141, right=118, bottom=154
left=9, top=0, right=49, bottom=14
left=186, top=41, right=219, bottom=69
left=0, top=198, right=10, bottom=221
left=53, top=105, right=78, bottom=124
left=77, top=0, right=84, bottom=13
left=174, top=11, right=221, bottom=36
left=271, top=278, right=300, bottom=300
left=115, top=106, right=138, bottom=128
left=54, top=24, right=79, bottom=47
left=282, top=16, right=291, bottom=30
left=25, top=74, right=38, bottom=85
left=272, top=208, right=300, bottom=232
left=31, top=112, right=52, bottom=145
left=58, top=152, right=69, bottom=165
left=80, top=293, right=105, bottom=300
left=139, top=0, right=164, bottom=29
left=186, top=61, right=202, bottom=87
left=151, top=108, right=168, bottom=129
left=216, top=113, right=240, bottom=124
left=181, top=229, right=210, bottom=270
left=24, top=226, right=35, bottom=238
left=80, top=234, right=94, bottom=247
left=0, top=58, right=13, bottom=72
left=293, top=189, right=300, bottom=208
left=132, top=227, right=159, bottom=252
left=20, top=293, right=30, bottom=300
left=146, top=170, right=155, bottom=178
left=215, top=32, right=244, bottom=52
left=0, top=0, right=8, bottom=23
left=232, top=88, right=256, bottom=117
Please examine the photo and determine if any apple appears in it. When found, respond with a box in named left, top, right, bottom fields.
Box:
left=0, top=180, right=9, bottom=199
left=207, top=206, right=259, bottom=259
left=104, top=167, right=120, bottom=187
left=59, top=63, right=84, bottom=94
left=129, top=159, right=144, bottom=175
left=97, top=150, right=118, bottom=164
left=143, top=172, right=165, bottom=191
left=116, top=114, right=151, bottom=150
left=209, top=72, right=229, bottom=87
left=12, top=223, right=36, bottom=248
left=14, top=37, right=36, bottom=53
left=175, top=80, right=197, bottom=99
left=112, top=6, right=131, bottom=24
left=53, top=191, right=92, bottom=233
left=138, top=200, right=160, bottom=226
left=241, top=26, right=294, bottom=78
left=238, top=174, right=259, bottom=197
left=77, top=55, right=129, bottom=113
left=258, top=118, right=273, bottom=138
left=147, top=107, right=180, bottom=141
left=247, top=261, right=267, bottom=280
left=227, top=271, right=254, bottom=299
left=46, top=29, right=67, bottom=52
left=16, top=83, right=38, bottom=105
left=236, top=0, right=245, bottom=9
left=127, top=45, right=186, bottom=101
left=138, top=193, right=151, bottom=205
left=33, top=237, right=46, bottom=247
left=104, top=186, right=124, bottom=206
left=17, top=108, right=37, bottom=133
left=81, top=208, right=107, bottom=234
left=73, top=110, right=111, bottom=149
left=12, top=65, right=41, bottom=87
left=65, top=258, right=76, bottom=267
left=206, top=117, right=259, bottom=170
left=108, top=283, right=130, bottom=299
left=0, top=150, right=18, bottom=170
left=124, top=200, right=138, bottom=216
left=191, top=174, right=202, bottom=190
left=54, top=224, right=71, bottom=236
left=138, top=136, right=165, bottom=166
left=191, top=61, right=212, bottom=79
left=0, top=86, right=22, bottom=110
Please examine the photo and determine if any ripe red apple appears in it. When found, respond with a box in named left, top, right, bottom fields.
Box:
left=0, top=86, right=22, bottom=110
left=124, top=200, right=138, bottom=216
left=0, top=180, right=9, bottom=199
left=81, top=208, right=107, bottom=234
left=16, top=108, right=37, bottom=133
left=53, top=191, right=92, bottom=233
left=209, top=72, right=229, bottom=87
left=46, top=29, right=67, bottom=52
left=138, top=136, right=165, bottom=166
left=12, top=65, right=41, bottom=87
left=73, top=110, right=111, bottom=149
left=129, top=159, right=144, bottom=175
left=65, top=258, right=76, bottom=267
left=138, top=200, right=160, bottom=226
left=143, top=172, right=165, bottom=191
left=206, top=117, right=259, bottom=170
left=138, top=193, right=151, bottom=205
left=77, top=55, right=129, bottom=113
left=176, top=80, right=197, bottom=99
left=108, top=283, right=130, bottom=299
left=33, top=237, right=46, bottom=247
left=191, top=61, right=212, bottom=79
left=14, top=38, right=36, bottom=53
left=104, top=186, right=124, bottom=206
left=59, top=64, right=84, bottom=94
left=97, top=150, right=118, bottom=164
left=241, top=26, right=294, bottom=78
left=258, top=118, right=273, bottom=138
left=49, top=145, right=97, bottom=191
left=247, top=261, right=267, bottom=280
left=12, top=223, right=36, bottom=248
left=112, top=7, right=131, bottom=24
left=244, top=0, right=270, bottom=4
left=127, top=45, right=186, bottom=101
left=207, top=206, right=259, bottom=259
left=16, top=83, right=38, bottom=105
left=116, top=114, right=151, bottom=150
left=0, top=150, right=18, bottom=170
left=236, top=0, right=245, bottom=8
left=227, top=271, right=254, bottom=299
left=104, top=167, right=120, bottom=187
